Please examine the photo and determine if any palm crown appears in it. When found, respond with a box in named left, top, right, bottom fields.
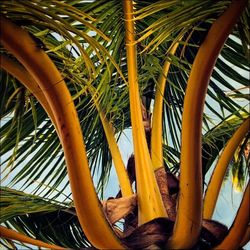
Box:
left=0, top=0, right=249, bottom=249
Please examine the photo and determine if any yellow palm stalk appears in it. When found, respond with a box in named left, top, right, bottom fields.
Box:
left=94, top=99, right=133, bottom=197
left=151, top=43, right=179, bottom=170
left=0, top=54, right=57, bottom=128
left=167, top=0, right=248, bottom=248
left=203, top=117, right=250, bottom=219
left=0, top=15, right=123, bottom=249
left=214, top=183, right=250, bottom=250
left=0, top=226, right=64, bottom=249
left=1, top=54, right=132, bottom=198
left=123, top=0, right=166, bottom=225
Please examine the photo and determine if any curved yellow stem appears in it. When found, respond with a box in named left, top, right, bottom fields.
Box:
left=0, top=226, right=64, bottom=249
left=167, top=0, right=248, bottom=249
left=203, top=117, right=250, bottom=219
left=1, top=54, right=132, bottom=198
left=0, top=15, right=123, bottom=249
left=95, top=101, right=133, bottom=197
left=151, top=42, right=179, bottom=171
left=0, top=54, right=57, bottom=128
left=214, top=183, right=250, bottom=250
left=123, top=0, right=166, bottom=225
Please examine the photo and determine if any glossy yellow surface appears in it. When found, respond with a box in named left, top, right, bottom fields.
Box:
left=0, top=55, right=57, bottom=127
left=97, top=102, right=133, bottom=197
left=151, top=43, right=179, bottom=171
left=204, top=118, right=250, bottom=219
left=167, top=0, right=248, bottom=248
left=0, top=15, right=123, bottom=249
left=214, top=183, right=249, bottom=250
left=123, top=0, right=166, bottom=225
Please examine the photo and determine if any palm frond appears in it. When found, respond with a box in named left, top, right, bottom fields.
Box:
left=0, top=187, right=90, bottom=248
left=0, top=1, right=249, bottom=247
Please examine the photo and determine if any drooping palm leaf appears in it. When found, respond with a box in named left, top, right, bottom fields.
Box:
left=0, top=187, right=90, bottom=248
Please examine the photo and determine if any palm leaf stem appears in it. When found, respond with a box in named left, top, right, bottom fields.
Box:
left=203, top=117, right=250, bottom=219
left=123, top=0, right=166, bottom=225
left=167, top=0, right=248, bottom=249
left=1, top=54, right=132, bottom=198
left=0, top=54, right=57, bottom=128
left=214, top=183, right=250, bottom=250
left=151, top=42, right=179, bottom=171
left=0, top=15, right=123, bottom=249
left=94, top=99, right=133, bottom=197
left=0, top=226, right=64, bottom=249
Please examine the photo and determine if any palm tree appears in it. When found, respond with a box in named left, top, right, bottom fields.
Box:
left=0, top=0, right=249, bottom=249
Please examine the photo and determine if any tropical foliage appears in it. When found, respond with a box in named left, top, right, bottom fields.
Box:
left=0, top=0, right=249, bottom=249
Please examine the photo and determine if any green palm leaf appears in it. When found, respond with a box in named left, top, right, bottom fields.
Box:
left=0, top=0, right=249, bottom=248
left=0, top=187, right=90, bottom=248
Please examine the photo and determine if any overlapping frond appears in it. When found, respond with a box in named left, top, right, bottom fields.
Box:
left=0, top=0, right=249, bottom=248
left=0, top=187, right=89, bottom=248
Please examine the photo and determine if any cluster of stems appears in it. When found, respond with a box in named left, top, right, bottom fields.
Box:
left=0, top=0, right=249, bottom=249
